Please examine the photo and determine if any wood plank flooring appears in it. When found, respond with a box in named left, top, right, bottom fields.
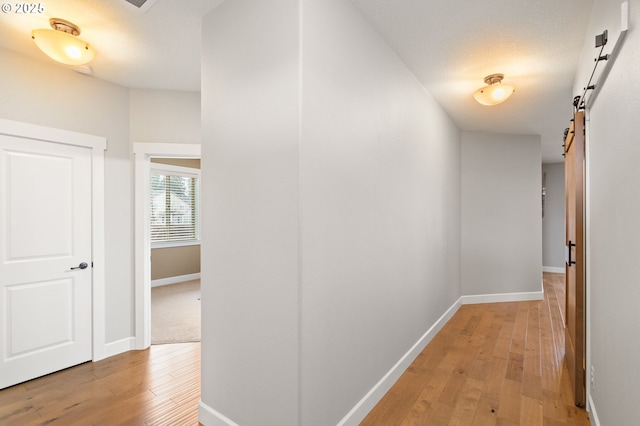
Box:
left=0, top=342, right=200, bottom=425
left=0, top=273, right=589, bottom=425
left=361, top=272, right=590, bottom=425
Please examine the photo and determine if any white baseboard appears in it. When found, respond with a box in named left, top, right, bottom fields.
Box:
left=543, top=266, right=565, bottom=273
left=151, top=272, right=201, bottom=288
left=460, top=290, right=544, bottom=305
left=588, top=394, right=601, bottom=426
left=102, top=336, right=136, bottom=359
left=336, top=299, right=462, bottom=426
left=199, top=401, right=239, bottom=426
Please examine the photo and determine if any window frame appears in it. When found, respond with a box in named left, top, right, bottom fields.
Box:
left=149, top=162, right=201, bottom=249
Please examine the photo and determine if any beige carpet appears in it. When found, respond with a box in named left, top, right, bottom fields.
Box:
left=151, top=279, right=201, bottom=344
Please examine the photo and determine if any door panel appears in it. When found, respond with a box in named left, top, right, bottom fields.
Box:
left=564, top=111, right=586, bottom=407
left=6, top=278, right=75, bottom=357
left=6, top=150, right=74, bottom=259
left=0, top=135, right=92, bottom=389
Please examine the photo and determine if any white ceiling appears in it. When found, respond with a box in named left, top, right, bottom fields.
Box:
left=0, top=0, right=594, bottom=162
left=0, top=0, right=223, bottom=90
left=350, top=0, right=594, bottom=163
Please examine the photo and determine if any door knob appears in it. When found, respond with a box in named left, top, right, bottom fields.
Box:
left=71, top=262, right=89, bottom=270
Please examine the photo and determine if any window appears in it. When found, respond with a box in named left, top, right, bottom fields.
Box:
left=150, top=163, right=200, bottom=246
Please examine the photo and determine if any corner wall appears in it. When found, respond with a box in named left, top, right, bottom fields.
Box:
left=200, top=1, right=301, bottom=424
left=200, top=0, right=461, bottom=425
left=461, top=132, right=542, bottom=298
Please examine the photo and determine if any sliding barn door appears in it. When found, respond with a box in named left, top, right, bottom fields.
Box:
left=564, top=111, right=586, bottom=407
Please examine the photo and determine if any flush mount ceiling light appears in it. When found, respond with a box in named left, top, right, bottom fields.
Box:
left=31, top=18, right=95, bottom=66
left=473, top=74, right=515, bottom=106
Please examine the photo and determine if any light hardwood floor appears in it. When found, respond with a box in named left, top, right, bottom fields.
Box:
left=361, top=273, right=591, bottom=425
left=0, top=342, right=200, bottom=425
left=0, top=273, right=589, bottom=425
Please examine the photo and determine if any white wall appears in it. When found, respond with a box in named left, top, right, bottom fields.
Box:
left=130, top=89, right=201, bottom=144
left=201, top=1, right=301, bottom=425
left=0, top=48, right=133, bottom=343
left=300, top=0, right=460, bottom=424
left=200, top=0, right=461, bottom=424
left=578, top=1, right=640, bottom=424
left=542, top=162, right=565, bottom=270
left=461, top=132, right=542, bottom=296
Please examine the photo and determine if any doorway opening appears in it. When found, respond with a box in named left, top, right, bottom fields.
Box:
left=133, top=143, right=201, bottom=349
left=149, top=158, right=201, bottom=345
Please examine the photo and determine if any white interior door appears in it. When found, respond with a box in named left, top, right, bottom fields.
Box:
left=0, top=134, right=92, bottom=389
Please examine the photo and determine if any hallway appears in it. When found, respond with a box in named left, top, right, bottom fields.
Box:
left=0, top=273, right=590, bottom=425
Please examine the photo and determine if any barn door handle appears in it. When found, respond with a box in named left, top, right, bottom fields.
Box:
left=71, top=262, right=89, bottom=270
left=567, top=241, right=576, bottom=265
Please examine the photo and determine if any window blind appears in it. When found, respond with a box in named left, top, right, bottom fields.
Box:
left=150, top=169, right=199, bottom=243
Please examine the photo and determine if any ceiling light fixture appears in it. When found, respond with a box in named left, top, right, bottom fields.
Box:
left=31, top=18, right=95, bottom=66
left=473, top=74, right=515, bottom=106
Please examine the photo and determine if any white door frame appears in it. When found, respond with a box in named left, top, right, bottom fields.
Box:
left=0, top=118, right=107, bottom=361
left=133, top=143, right=201, bottom=349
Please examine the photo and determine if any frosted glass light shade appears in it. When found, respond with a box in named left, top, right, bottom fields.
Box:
left=31, top=28, right=95, bottom=66
left=473, top=74, right=515, bottom=106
